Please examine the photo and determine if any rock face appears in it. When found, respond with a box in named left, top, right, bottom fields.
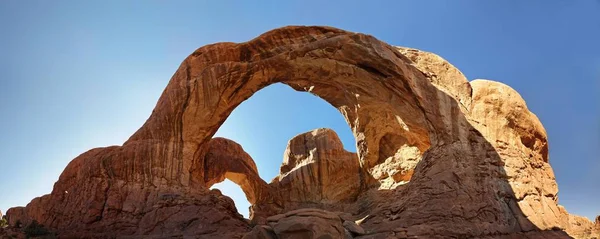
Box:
left=5, top=207, right=25, bottom=227
left=595, top=216, right=600, bottom=235
left=268, top=209, right=346, bottom=239
left=202, top=137, right=270, bottom=205
left=5, top=26, right=597, bottom=238
left=276, top=128, right=360, bottom=203
left=265, top=129, right=361, bottom=213
left=243, top=208, right=364, bottom=239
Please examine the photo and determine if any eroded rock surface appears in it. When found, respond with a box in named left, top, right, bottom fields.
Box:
left=247, top=208, right=363, bottom=239
left=201, top=137, right=271, bottom=205
left=5, top=26, right=597, bottom=238
left=266, top=129, right=361, bottom=212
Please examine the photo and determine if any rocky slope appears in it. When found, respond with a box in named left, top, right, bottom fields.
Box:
left=4, top=26, right=598, bottom=238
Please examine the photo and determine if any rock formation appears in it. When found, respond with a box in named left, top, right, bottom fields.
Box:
left=243, top=208, right=366, bottom=239
left=4, top=26, right=598, bottom=238
left=275, top=128, right=360, bottom=204
left=261, top=129, right=361, bottom=217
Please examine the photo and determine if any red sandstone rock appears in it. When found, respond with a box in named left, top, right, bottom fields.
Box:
left=266, top=208, right=345, bottom=239
left=271, top=129, right=361, bottom=207
left=201, top=137, right=271, bottom=205
left=4, top=26, right=597, bottom=238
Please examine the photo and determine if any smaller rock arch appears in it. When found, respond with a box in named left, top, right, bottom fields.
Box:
left=201, top=137, right=270, bottom=205
left=200, top=128, right=363, bottom=221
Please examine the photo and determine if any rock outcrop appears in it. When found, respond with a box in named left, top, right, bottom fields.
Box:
left=201, top=137, right=270, bottom=205
left=263, top=129, right=361, bottom=214
left=275, top=128, right=360, bottom=203
left=243, top=208, right=365, bottom=239
left=5, top=26, right=597, bottom=238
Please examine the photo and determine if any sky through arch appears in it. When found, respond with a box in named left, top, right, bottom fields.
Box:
left=212, top=83, right=357, bottom=217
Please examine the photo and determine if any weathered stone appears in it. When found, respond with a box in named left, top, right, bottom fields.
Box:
left=562, top=214, right=598, bottom=239
left=344, top=228, right=354, bottom=239
left=4, top=26, right=596, bottom=238
left=5, top=207, right=26, bottom=227
left=201, top=137, right=271, bottom=205
left=338, top=212, right=354, bottom=222
left=266, top=214, right=286, bottom=223
left=265, top=129, right=361, bottom=213
left=242, top=225, right=276, bottom=239
left=343, top=220, right=366, bottom=235
left=595, top=216, right=600, bottom=236
left=276, top=129, right=360, bottom=201
left=269, top=209, right=345, bottom=239
left=469, top=79, right=561, bottom=231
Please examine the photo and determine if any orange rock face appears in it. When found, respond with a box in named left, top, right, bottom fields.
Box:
left=5, top=26, right=597, bottom=238
left=270, top=129, right=361, bottom=208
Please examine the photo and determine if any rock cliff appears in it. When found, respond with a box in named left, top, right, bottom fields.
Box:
left=4, top=26, right=597, bottom=238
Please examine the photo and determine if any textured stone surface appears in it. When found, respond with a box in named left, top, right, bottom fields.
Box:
left=4, top=26, right=597, bottom=238
left=5, top=207, right=25, bottom=227
left=7, top=146, right=251, bottom=238
left=0, top=227, right=25, bottom=239
left=265, top=129, right=361, bottom=212
left=267, top=208, right=345, bottom=239
left=343, top=220, right=366, bottom=235
left=276, top=128, right=360, bottom=201
left=469, top=79, right=559, bottom=230
left=596, top=216, right=600, bottom=237
left=242, top=225, right=276, bottom=239
left=562, top=214, right=599, bottom=239
left=201, top=137, right=271, bottom=205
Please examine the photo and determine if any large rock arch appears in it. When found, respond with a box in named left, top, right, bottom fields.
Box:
left=5, top=26, right=598, bottom=238
left=129, top=26, right=437, bottom=190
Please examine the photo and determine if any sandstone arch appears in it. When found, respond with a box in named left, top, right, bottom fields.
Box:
left=201, top=137, right=269, bottom=205
left=130, top=26, right=441, bottom=192
left=5, top=26, right=597, bottom=238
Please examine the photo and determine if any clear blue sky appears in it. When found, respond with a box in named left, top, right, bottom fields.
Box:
left=0, top=1, right=598, bottom=220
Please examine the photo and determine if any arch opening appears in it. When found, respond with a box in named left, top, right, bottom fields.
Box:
left=169, top=29, right=436, bottom=220
left=209, top=83, right=359, bottom=217
left=210, top=179, right=251, bottom=218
